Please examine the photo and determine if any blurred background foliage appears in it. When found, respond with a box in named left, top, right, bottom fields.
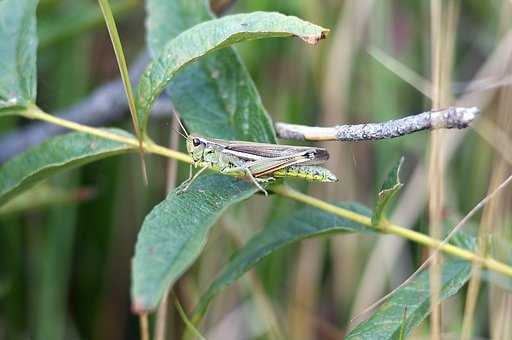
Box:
left=1, top=0, right=511, bottom=339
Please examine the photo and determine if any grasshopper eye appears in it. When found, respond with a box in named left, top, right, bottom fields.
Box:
left=192, top=138, right=201, bottom=147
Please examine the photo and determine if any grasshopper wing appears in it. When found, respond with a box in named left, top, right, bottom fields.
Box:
left=224, top=142, right=329, bottom=165
left=246, top=152, right=322, bottom=178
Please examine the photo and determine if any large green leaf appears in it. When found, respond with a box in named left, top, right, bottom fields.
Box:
left=136, top=9, right=328, bottom=138
left=131, top=175, right=257, bottom=312
left=146, top=0, right=275, bottom=142
left=372, top=157, right=404, bottom=227
left=0, top=129, right=134, bottom=206
left=0, top=0, right=38, bottom=113
left=346, top=233, right=476, bottom=339
left=193, top=201, right=374, bottom=319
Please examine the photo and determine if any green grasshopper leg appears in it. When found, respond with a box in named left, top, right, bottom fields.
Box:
left=221, top=165, right=271, bottom=196
left=177, top=154, right=274, bottom=196
left=214, top=152, right=271, bottom=195
left=176, top=164, right=208, bottom=194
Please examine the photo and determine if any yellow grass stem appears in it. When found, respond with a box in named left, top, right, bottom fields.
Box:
left=139, top=313, right=149, bottom=340
left=22, top=105, right=191, bottom=163
left=272, top=185, right=512, bottom=278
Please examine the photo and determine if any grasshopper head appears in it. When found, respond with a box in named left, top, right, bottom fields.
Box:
left=186, top=134, right=207, bottom=162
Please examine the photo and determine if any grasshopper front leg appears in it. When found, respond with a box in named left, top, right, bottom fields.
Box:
left=176, top=164, right=208, bottom=194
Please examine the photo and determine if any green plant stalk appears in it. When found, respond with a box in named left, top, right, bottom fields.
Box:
left=97, top=0, right=148, bottom=183
left=19, top=106, right=512, bottom=280
left=271, top=185, right=512, bottom=278
left=175, top=298, right=205, bottom=340
left=22, top=105, right=190, bottom=163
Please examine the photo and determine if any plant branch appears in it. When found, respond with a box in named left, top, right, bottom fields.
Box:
left=21, top=105, right=191, bottom=163
left=275, top=106, right=479, bottom=141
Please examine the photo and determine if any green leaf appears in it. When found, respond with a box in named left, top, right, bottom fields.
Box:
left=0, top=0, right=38, bottom=113
left=193, top=201, right=373, bottom=319
left=146, top=0, right=276, bottom=142
left=137, top=9, right=329, bottom=138
left=346, top=232, right=476, bottom=340
left=0, top=129, right=134, bottom=206
left=131, top=175, right=257, bottom=312
left=372, top=157, right=404, bottom=227
left=346, top=259, right=471, bottom=339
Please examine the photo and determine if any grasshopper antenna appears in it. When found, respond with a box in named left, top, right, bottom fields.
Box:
left=172, top=126, right=189, bottom=140
left=172, top=109, right=190, bottom=139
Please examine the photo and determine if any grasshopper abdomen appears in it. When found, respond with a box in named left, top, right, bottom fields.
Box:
left=273, top=165, right=338, bottom=182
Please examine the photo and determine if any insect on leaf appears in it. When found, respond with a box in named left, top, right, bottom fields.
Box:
left=372, top=157, right=404, bottom=227
left=130, top=0, right=329, bottom=313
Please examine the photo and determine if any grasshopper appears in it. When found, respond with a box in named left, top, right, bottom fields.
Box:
left=176, top=121, right=338, bottom=195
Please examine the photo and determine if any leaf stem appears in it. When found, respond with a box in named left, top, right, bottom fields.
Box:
left=139, top=313, right=149, bottom=340
left=22, top=105, right=191, bottom=163
left=20, top=106, right=512, bottom=279
left=271, top=185, right=512, bottom=278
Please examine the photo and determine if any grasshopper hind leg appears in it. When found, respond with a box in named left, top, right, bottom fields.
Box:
left=220, top=162, right=272, bottom=196
left=245, top=170, right=269, bottom=196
